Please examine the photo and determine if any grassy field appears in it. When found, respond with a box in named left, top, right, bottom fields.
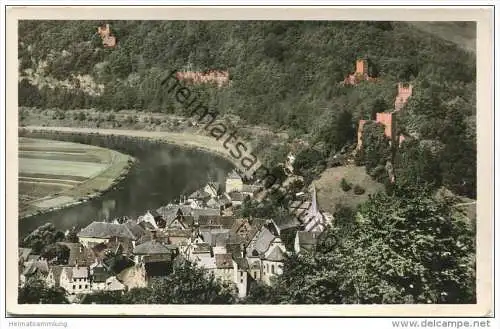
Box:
left=18, top=137, right=133, bottom=218
left=313, top=165, right=385, bottom=214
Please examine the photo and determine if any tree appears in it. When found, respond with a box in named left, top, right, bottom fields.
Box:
left=254, top=186, right=475, bottom=304
left=340, top=178, right=352, bottom=192
left=360, top=122, right=392, bottom=177
left=18, top=278, right=69, bottom=304
left=293, top=148, right=326, bottom=182
left=243, top=281, right=280, bottom=304
left=40, top=243, right=70, bottom=265
left=65, top=227, right=79, bottom=243
left=80, top=291, right=124, bottom=304
left=22, top=223, right=66, bottom=254
left=353, top=184, right=366, bottom=195
left=315, top=110, right=356, bottom=155
left=121, top=259, right=237, bottom=304
left=394, top=140, right=443, bottom=191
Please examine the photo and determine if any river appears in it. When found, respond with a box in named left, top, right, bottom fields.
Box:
left=18, top=132, right=234, bottom=238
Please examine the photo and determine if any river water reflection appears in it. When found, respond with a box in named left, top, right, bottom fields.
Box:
left=18, top=133, right=234, bottom=238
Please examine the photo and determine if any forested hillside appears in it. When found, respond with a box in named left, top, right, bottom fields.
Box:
left=18, top=20, right=477, bottom=198
left=18, top=21, right=478, bottom=305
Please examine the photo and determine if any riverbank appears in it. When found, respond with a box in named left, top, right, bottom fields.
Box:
left=20, top=126, right=243, bottom=169
left=19, top=136, right=136, bottom=220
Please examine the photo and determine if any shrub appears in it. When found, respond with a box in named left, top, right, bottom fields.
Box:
left=353, top=184, right=366, bottom=195
left=340, top=178, right=352, bottom=192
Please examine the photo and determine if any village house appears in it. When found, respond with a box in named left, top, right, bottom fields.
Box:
left=187, top=189, right=211, bottom=204
left=133, top=236, right=176, bottom=278
left=260, top=245, right=286, bottom=286
left=89, top=260, right=125, bottom=292
left=56, top=242, right=96, bottom=267
left=164, top=229, right=192, bottom=246
left=77, top=220, right=147, bottom=248
left=233, top=257, right=249, bottom=298
left=244, top=220, right=288, bottom=285
left=225, top=170, right=244, bottom=193
left=45, top=265, right=63, bottom=288
left=59, top=265, right=91, bottom=295
left=19, top=258, right=49, bottom=287
left=204, top=181, right=221, bottom=198
left=227, top=191, right=247, bottom=207
left=214, top=253, right=234, bottom=283
left=138, top=210, right=166, bottom=230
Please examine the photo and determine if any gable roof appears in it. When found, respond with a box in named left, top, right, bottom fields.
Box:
left=133, top=240, right=171, bottom=255
left=198, top=215, right=234, bottom=229
left=192, top=243, right=212, bottom=254
left=61, top=265, right=89, bottom=281
left=105, top=276, right=126, bottom=291
left=48, top=265, right=63, bottom=286
left=230, top=218, right=248, bottom=233
left=77, top=222, right=141, bottom=240
left=205, top=181, right=220, bottom=193
left=92, top=265, right=112, bottom=283
left=188, top=189, right=211, bottom=200
left=56, top=242, right=96, bottom=266
left=22, top=259, right=49, bottom=276
left=200, top=229, right=230, bottom=247
left=138, top=221, right=156, bottom=231
left=248, top=226, right=276, bottom=255
left=62, top=266, right=74, bottom=281
left=265, top=246, right=286, bottom=262
left=215, top=253, right=233, bottom=269
left=73, top=266, right=89, bottom=279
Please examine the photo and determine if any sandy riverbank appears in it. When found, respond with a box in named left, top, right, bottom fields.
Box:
left=18, top=135, right=135, bottom=220
left=21, top=126, right=242, bottom=169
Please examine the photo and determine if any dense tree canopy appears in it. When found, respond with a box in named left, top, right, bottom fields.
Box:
left=246, top=186, right=475, bottom=304
left=19, top=278, right=69, bottom=304
left=21, top=223, right=66, bottom=254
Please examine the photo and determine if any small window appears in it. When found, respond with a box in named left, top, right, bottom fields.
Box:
left=253, top=271, right=257, bottom=278
left=271, top=265, right=275, bottom=274
left=240, top=278, right=244, bottom=283
left=73, top=285, right=76, bottom=290
left=79, top=285, right=82, bottom=289
left=85, top=285, right=88, bottom=289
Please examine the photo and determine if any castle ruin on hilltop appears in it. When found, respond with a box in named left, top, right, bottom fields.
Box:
left=356, top=82, right=413, bottom=150
left=342, top=59, right=376, bottom=86
left=176, top=70, right=230, bottom=88
left=97, top=24, right=116, bottom=48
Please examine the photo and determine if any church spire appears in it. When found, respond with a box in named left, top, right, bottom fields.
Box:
left=311, top=183, right=318, bottom=215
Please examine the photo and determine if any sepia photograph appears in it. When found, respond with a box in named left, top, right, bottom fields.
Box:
left=4, top=5, right=494, bottom=318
